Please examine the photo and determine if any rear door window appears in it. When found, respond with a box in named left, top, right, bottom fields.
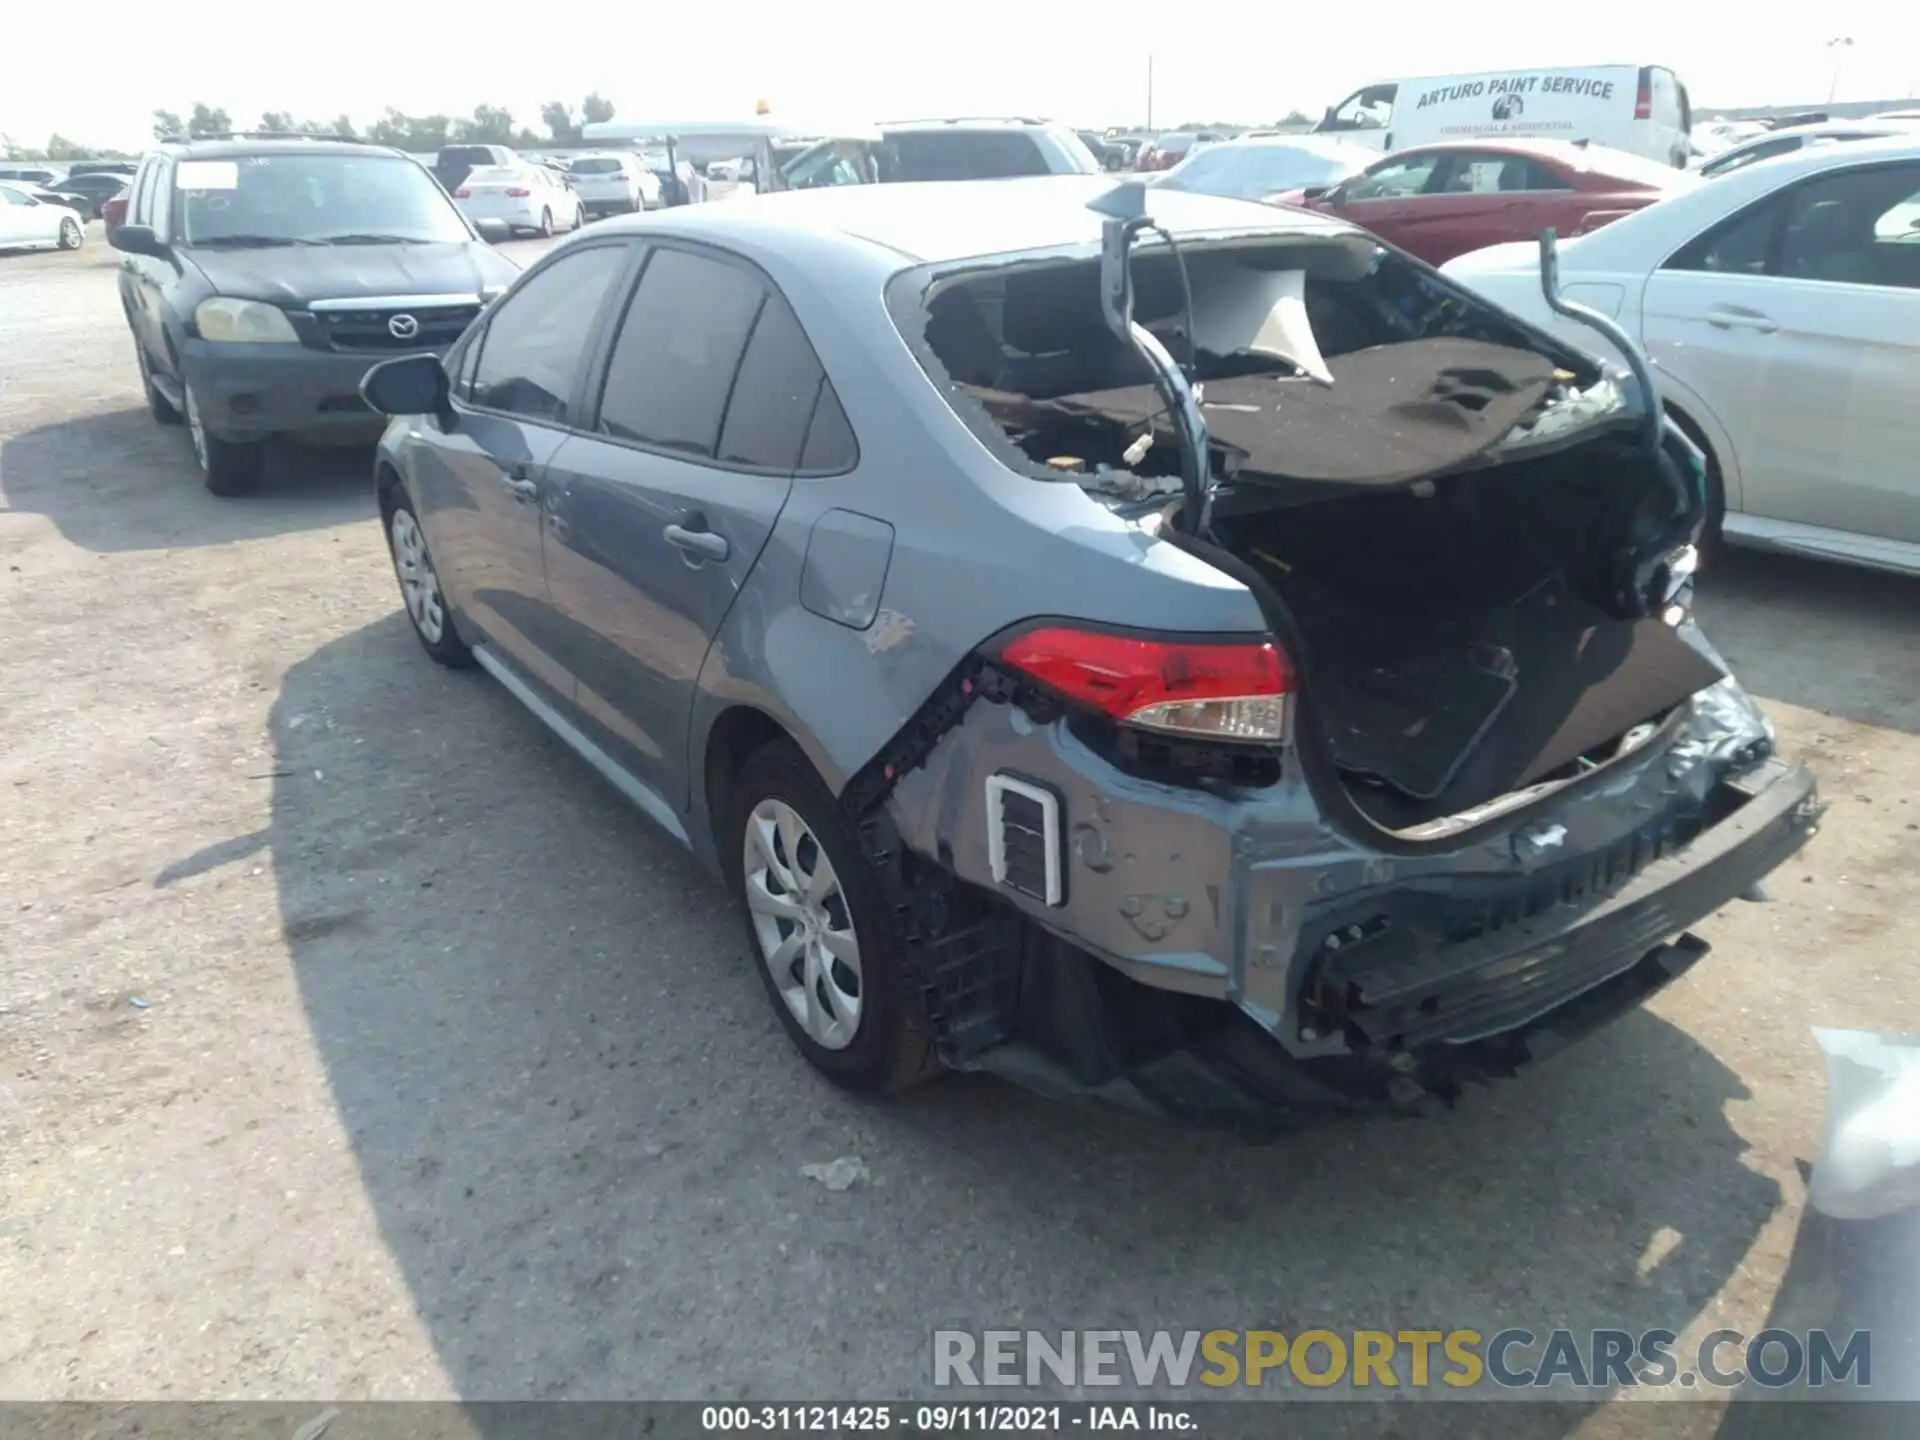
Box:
left=595, top=247, right=764, bottom=456
left=1666, top=194, right=1783, bottom=275
left=716, top=295, right=826, bottom=469
left=469, top=243, right=629, bottom=423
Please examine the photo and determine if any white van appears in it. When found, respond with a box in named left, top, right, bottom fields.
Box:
left=1314, top=65, right=1693, bottom=167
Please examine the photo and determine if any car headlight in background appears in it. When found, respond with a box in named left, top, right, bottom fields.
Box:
left=194, top=297, right=299, bottom=344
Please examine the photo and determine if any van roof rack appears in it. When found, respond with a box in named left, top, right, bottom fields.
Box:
left=877, top=116, right=1050, bottom=127
left=162, top=131, right=366, bottom=145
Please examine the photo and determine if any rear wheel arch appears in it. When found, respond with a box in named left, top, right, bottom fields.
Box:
left=701, top=706, right=799, bottom=854
left=1660, top=398, right=1728, bottom=540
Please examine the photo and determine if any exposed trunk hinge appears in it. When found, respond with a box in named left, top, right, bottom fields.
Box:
left=1089, top=181, right=1215, bottom=536
left=1537, top=228, right=1702, bottom=616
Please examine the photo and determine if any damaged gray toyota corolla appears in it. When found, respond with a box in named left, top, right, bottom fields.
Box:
left=363, top=175, right=1821, bottom=1131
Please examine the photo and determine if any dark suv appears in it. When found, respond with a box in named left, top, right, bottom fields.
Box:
left=109, top=135, right=521, bottom=494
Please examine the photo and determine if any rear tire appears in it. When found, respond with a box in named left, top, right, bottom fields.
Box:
left=57, top=217, right=82, bottom=250
left=722, top=740, right=940, bottom=1095
left=184, top=384, right=263, bottom=497
left=537, top=208, right=553, bottom=238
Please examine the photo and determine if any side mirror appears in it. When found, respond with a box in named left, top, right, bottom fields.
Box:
left=361, top=353, right=450, bottom=419
left=1300, top=184, right=1333, bottom=203
left=108, top=223, right=168, bottom=258
left=474, top=217, right=511, bottom=244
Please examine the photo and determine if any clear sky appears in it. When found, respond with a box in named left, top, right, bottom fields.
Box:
left=3, top=2, right=1916, bottom=153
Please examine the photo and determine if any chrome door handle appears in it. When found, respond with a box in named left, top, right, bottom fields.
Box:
left=664, top=522, right=730, bottom=562
left=1704, top=306, right=1777, bottom=334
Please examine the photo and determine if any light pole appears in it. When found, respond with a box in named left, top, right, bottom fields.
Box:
left=1826, top=36, right=1853, bottom=106
left=1146, top=53, right=1155, bottom=133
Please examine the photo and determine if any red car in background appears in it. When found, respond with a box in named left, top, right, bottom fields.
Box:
left=1279, top=138, right=1694, bottom=266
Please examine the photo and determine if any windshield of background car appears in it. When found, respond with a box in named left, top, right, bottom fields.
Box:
left=1163, top=144, right=1366, bottom=200
left=173, top=154, right=473, bottom=244
left=879, top=131, right=1052, bottom=181
left=570, top=157, right=625, bottom=175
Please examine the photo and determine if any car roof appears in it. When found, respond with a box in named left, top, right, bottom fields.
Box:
left=879, top=117, right=1060, bottom=132
left=1381, top=137, right=1603, bottom=164
left=155, top=138, right=399, bottom=160
left=586, top=174, right=1357, bottom=266
left=1198, top=135, right=1369, bottom=156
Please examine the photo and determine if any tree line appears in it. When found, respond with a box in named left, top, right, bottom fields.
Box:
left=146, top=96, right=617, bottom=152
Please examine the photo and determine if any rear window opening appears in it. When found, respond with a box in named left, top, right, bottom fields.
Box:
left=906, top=237, right=1710, bottom=838
left=906, top=238, right=1604, bottom=495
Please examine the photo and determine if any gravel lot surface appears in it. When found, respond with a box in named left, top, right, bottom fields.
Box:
left=2, top=226, right=1916, bottom=1431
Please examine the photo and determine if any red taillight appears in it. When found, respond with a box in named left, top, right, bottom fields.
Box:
left=102, top=197, right=127, bottom=225
left=454, top=187, right=471, bottom=198
left=505, top=187, right=531, bottom=197
left=999, top=627, right=1293, bottom=741
left=1634, top=76, right=1653, bottom=121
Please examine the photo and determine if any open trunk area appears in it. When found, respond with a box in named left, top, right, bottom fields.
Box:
left=907, top=232, right=1711, bottom=833
left=1210, top=441, right=1723, bottom=831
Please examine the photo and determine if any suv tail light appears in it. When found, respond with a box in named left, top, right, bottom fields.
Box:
left=505, top=186, right=532, bottom=197
left=453, top=187, right=471, bottom=198
left=1635, top=70, right=1653, bottom=121
left=999, top=627, right=1292, bottom=742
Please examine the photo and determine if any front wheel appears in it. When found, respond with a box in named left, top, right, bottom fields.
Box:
left=385, top=499, right=472, bottom=667
left=724, top=741, right=939, bottom=1094
left=57, top=217, right=82, bottom=250
left=184, top=384, right=263, bottom=496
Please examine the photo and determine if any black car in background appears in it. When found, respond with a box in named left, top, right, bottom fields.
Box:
left=32, top=171, right=125, bottom=218
left=109, top=136, right=520, bottom=495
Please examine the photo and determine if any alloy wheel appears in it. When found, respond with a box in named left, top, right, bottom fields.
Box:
left=389, top=509, right=446, bottom=643
left=743, top=798, right=863, bottom=1050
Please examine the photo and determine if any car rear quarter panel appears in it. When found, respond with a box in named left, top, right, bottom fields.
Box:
left=685, top=234, right=1267, bottom=860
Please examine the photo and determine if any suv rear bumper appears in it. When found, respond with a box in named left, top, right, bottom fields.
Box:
left=179, top=340, right=422, bottom=442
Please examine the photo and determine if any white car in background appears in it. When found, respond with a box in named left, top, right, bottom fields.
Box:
left=564, top=153, right=661, bottom=217
left=0, top=182, right=86, bottom=252
left=706, top=155, right=754, bottom=183
left=451, top=163, right=583, bottom=237
left=1444, top=136, right=1920, bottom=576
left=1697, top=118, right=1920, bottom=179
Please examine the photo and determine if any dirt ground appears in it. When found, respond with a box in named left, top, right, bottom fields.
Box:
left=1, top=228, right=1916, bottom=1426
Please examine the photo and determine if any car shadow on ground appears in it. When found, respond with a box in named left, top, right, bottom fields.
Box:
left=143, top=611, right=1804, bottom=1424
left=1695, top=549, right=1920, bottom=736
left=0, top=408, right=375, bottom=552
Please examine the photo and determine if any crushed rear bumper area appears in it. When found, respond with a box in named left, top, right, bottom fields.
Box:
left=884, top=754, right=1819, bottom=1132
